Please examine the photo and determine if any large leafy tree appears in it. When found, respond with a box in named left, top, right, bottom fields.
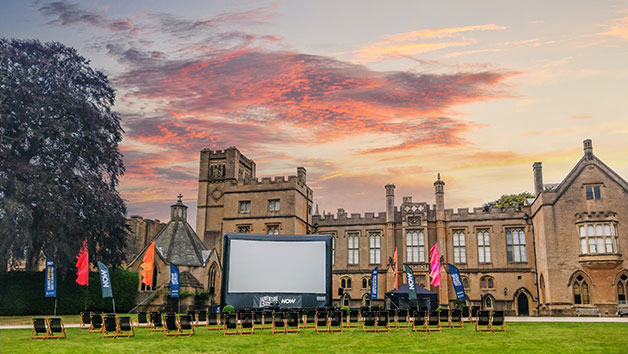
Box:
left=0, top=39, right=127, bottom=272
left=493, top=192, right=535, bottom=211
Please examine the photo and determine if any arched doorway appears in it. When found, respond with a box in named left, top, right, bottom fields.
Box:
left=517, top=292, right=529, bottom=316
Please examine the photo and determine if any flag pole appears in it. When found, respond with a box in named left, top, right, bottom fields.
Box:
left=54, top=298, right=57, bottom=316
left=112, top=298, right=116, bottom=314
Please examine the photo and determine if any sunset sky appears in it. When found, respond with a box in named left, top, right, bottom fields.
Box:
left=2, top=1, right=627, bottom=226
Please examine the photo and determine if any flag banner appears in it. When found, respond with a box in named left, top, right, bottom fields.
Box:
left=370, top=267, right=378, bottom=300
left=97, top=261, right=113, bottom=299
left=140, top=242, right=155, bottom=287
left=404, top=265, right=417, bottom=301
left=75, top=239, right=89, bottom=286
left=44, top=259, right=56, bottom=298
left=429, top=243, right=441, bottom=287
left=393, top=248, right=398, bottom=290
left=448, top=264, right=466, bottom=300
left=170, top=263, right=180, bottom=298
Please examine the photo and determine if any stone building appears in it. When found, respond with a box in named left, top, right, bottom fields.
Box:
left=125, top=216, right=165, bottom=263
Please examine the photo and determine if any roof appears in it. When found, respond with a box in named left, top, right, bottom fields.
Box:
left=179, top=271, right=204, bottom=288
left=385, top=283, right=437, bottom=296
left=152, top=221, right=210, bottom=267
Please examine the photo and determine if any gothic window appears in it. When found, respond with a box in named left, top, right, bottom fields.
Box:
left=369, top=231, right=381, bottom=264
left=208, top=263, right=217, bottom=294
left=362, top=278, right=368, bottom=289
left=237, top=224, right=251, bottom=233
left=331, top=234, right=336, bottom=265
left=586, top=185, right=601, bottom=200
left=483, top=295, right=494, bottom=310
left=362, top=293, right=371, bottom=307
left=477, top=229, right=491, bottom=263
left=348, top=233, right=359, bottom=265
left=579, top=223, right=617, bottom=254
left=572, top=274, right=590, bottom=305
left=453, top=230, right=466, bottom=263
left=268, top=199, right=280, bottom=212
left=347, top=278, right=352, bottom=289
left=506, top=228, right=527, bottom=262
left=342, top=293, right=350, bottom=307
left=267, top=224, right=280, bottom=235
left=406, top=229, right=425, bottom=263
left=341, top=278, right=346, bottom=288
left=481, top=276, right=495, bottom=289
left=238, top=200, right=251, bottom=213
left=462, top=276, right=469, bottom=290
left=617, top=274, right=628, bottom=305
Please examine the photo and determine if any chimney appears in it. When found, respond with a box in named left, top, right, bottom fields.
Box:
left=533, top=162, right=543, bottom=196
left=583, top=139, right=593, bottom=160
left=385, top=184, right=395, bottom=223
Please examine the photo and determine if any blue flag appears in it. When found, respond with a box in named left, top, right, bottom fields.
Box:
left=170, top=263, right=180, bottom=298
left=370, top=267, right=378, bottom=300
left=44, top=259, right=56, bottom=298
left=97, top=261, right=113, bottom=299
left=448, top=264, right=466, bottom=300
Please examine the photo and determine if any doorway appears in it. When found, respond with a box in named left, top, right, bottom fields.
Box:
left=517, top=292, right=529, bottom=316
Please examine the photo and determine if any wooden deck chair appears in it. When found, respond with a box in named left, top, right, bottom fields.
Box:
left=223, top=313, right=238, bottom=336
left=346, top=308, right=360, bottom=328
left=303, top=309, right=316, bottom=328
left=164, top=313, right=180, bottom=336
left=178, top=314, right=195, bottom=336
left=89, top=313, right=103, bottom=333
left=117, top=316, right=135, bottom=338
left=136, top=311, right=150, bottom=328
left=362, top=311, right=377, bottom=332
left=329, top=310, right=343, bottom=333
left=150, top=312, right=165, bottom=332
left=475, top=311, right=491, bottom=332
left=102, top=314, right=118, bottom=338
left=239, top=312, right=254, bottom=335
left=315, top=309, right=329, bottom=333
left=450, top=309, right=464, bottom=328
left=31, top=318, right=50, bottom=340
left=272, top=312, right=286, bottom=334
left=252, top=310, right=264, bottom=330
left=396, top=309, right=410, bottom=328
left=471, top=306, right=480, bottom=321
left=461, top=306, right=471, bottom=322
left=262, top=310, right=274, bottom=329
left=187, top=310, right=197, bottom=325
left=439, top=309, right=451, bottom=328
left=80, top=312, right=91, bottom=329
left=376, top=311, right=390, bottom=332
left=388, top=309, right=397, bottom=328
left=206, top=312, right=221, bottom=331
left=47, top=318, right=66, bottom=339
left=285, top=311, right=300, bottom=333
left=491, top=311, right=506, bottom=332
left=426, top=311, right=441, bottom=332
left=196, top=309, right=208, bottom=327
left=412, top=309, right=428, bottom=332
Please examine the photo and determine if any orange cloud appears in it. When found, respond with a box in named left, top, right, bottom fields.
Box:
left=600, top=16, right=628, bottom=39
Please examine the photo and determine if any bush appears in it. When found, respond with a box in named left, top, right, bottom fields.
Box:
left=0, top=269, right=139, bottom=315
left=340, top=306, right=350, bottom=315
left=222, top=305, right=235, bottom=313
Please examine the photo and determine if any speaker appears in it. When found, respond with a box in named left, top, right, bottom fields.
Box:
left=338, top=287, right=343, bottom=296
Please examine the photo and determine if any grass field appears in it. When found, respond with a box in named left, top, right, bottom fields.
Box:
left=1, top=322, right=626, bottom=353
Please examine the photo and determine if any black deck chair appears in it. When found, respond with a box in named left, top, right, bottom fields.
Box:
left=315, top=309, right=329, bottom=333
left=164, top=313, right=179, bottom=336
left=178, top=314, right=195, bottom=336
left=206, top=312, right=221, bottom=331
left=346, top=308, right=360, bottom=328
left=223, top=313, right=238, bottom=335
left=196, top=309, right=208, bottom=326
left=388, top=309, right=397, bottom=327
left=31, top=318, right=49, bottom=339
left=272, top=312, right=286, bottom=334
left=151, top=312, right=165, bottom=332
left=376, top=311, right=390, bottom=332
left=47, top=318, right=66, bottom=339
left=187, top=310, right=197, bottom=324
left=262, top=309, right=274, bottom=329
left=251, top=310, right=263, bottom=330
left=285, top=311, right=300, bottom=333
left=439, top=309, right=451, bottom=328
left=102, top=314, right=118, bottom=338
left=136, top=311, right=149, bottom=328
left=239, top=312, right=254, bottom=335
left=329, top=310, right=343, bottom=333
left=427, top=311, right=441, bottom=332
left=362, top=311, right=377, bottom=332
left=471, top=306, right=480, bottom=321
left=80, top=312, right=91, bottom=329
left=475, top=310, right=491, bottom=332
left=412, top=309, right=428, bottom=332
left=491, top=311, right=505, bottom=332
left=89, top=313, right=103, bottom=333
left=461, top=306, right=471, bottom=322
left=396, top=309, right=410, bottom=328
left=117, top=316, right=135, bottom=337
left=303, top=309, right=316, bottom=328
left=450, top=309, right=464, bottom=328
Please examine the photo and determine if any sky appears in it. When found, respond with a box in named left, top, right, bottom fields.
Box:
left=2, top=1, right=628, bottom=226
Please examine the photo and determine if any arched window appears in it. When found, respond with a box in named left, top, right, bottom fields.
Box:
left=341, top=278, right=346, bottom=288
left=362, top=293, right=371, bottom=307
left=141, top=264, right=159, bottom=291
left=481, top=276, right=495, bottom=289
left=483, top=294, right=494, bottom=309
left=362, top=278, right=368, bottom=289
left=342, top=293, right=350, bottom=307
left=572, top=274, right=590, bottom=305
left=462, top=277, right=469, bottom=290
left=347, top=278, right=352, bottom=289
left=208, top=263, right=217, bottom=294
left=617, top=273, right=628, bottom=305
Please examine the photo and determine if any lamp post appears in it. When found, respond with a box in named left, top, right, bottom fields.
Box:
left=523, top=212, right=541, bottom=316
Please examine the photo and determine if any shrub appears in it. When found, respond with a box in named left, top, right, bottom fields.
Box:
left=222, top=305, right=235, bottom=313
left=340, top=306, right=350, bottom=315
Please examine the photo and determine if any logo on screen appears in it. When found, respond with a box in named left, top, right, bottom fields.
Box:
left=259, top=295, right=279, bottom=307
left=281, top=298, right=297, bottom=305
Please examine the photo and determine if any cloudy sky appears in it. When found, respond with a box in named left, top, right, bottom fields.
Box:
left=2, top=1, right=627, bottom=226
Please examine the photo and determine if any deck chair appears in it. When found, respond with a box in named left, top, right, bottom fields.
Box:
left=362, top=311, right=377, bottom=332
left=491, top=311, right=506, bottom=332
left=150, top=312, right=165, bottom=332
left=262, top=310, right=274, bottom=329
left=178, top=314, right=195, bottom=336
left=329, top=310, right=343, bottom=333
left=196, top=309, right=208, bottom=326
left=396, top=309, right=410, bottom=328
left=450, top=309, right=464, bottom=328
left=239, top=312, right=254, bottom=335
left=102, top=314, right=118, bottom=338
left=439, top=309, right=451, bottom=328
left=223, top=313, right=238, bottom=335
left=388, top=309, right=397, bottom=327
left=426, top=311, right=441, bottom=332
left=303, top=309, right=316, bottom=328
left=412, top=309, right=428, bottom=332
left=187, top=310, right=197, bottom=324
left=346, top=308, right=360, bottom=328
left=471, top=306, right=480, bottom=321
left=117, top=316, right=135, bottom=337
left=206, top=312, right=221, bottom=331
left=475, top=310, right=491, bottom=332
left=80, top=312, right=91, bottom=329
left=315, top=309, right=329, bottom=333
left=89, top=313, right=103, bottom=333
left=376, top=311, right=390, bottom=332
left=31, top=318, right=50, bottom=339
left=136, top=311, right=149, bottom=328
left=48, top=318, right=66, bottom=339
left=272, top=312, right=286, bottom=334
left=164, top=313, right=180, bottom=336
left=252, top=310, right=264, bottom=330
left=461, top=306, right=471, bottom=322
left=285, top=311, right=300, bottom=333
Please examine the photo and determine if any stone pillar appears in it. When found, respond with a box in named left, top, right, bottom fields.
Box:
left=533, top=162, right=543, bottom=196
left=583, top=139, right=593, bottom=160
left=385, top=184, right=395, bottom=223
left=434, top=174, right=449, bottom=306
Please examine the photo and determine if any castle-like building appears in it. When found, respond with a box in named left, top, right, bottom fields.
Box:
left=130, top=140, right=627, bottom=316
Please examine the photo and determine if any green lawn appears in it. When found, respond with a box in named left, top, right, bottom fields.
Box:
left=1, top=322, right=626, bottom=353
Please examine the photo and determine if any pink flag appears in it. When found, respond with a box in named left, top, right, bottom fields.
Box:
left=429, top=243, right=441, bottom=287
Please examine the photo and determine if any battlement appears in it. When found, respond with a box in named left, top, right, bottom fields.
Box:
left=445, top=205, right=527, bottom=221
left=313, top=208, right=387, bottom=225
left=226, top=175, right=302, bottom=186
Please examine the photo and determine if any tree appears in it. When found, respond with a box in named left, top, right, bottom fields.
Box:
left=493, top=192, right=535, bottom=211
left=0, top=38, right=127, bottom=272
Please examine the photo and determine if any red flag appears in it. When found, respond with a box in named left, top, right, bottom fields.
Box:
left=429, top=243, right=441, bottom=287
left=140, top=242, right=155, bottom=287
left=75, top=239, right=89, bottom=286
left=393, top=248, right=398, bottom=290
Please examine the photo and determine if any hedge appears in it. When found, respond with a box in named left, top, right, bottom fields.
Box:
left=0, top=269, right=139, bottom=315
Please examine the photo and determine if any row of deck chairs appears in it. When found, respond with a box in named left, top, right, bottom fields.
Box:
left=31, top=318, right=66, bottom=340
left=79, top=313, right=135, bottom=338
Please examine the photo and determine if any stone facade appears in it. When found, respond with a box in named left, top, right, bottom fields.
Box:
left=124, top=216, right=165, bottom=263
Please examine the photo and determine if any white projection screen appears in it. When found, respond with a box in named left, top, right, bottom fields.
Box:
left=222, top=233, right=332, bottom=309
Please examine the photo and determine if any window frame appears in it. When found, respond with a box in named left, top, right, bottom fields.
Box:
left=476, top=228, right=492, bottom=264
left=405, top=229, right=425, bottom=263
left=368, top=230, right=382, bottom=265
left=585, top=185, right=601, bottom=200
left=577, top=222, right=618, bottom=255
left=506, top=227, right=527, bottom=263
left=238, top=200, right=251, bottom=214
left=347, top=232, right=360, bottom=265
left=452, top=229, right=466, bottom=264
left=266, top=224, right=280, bottom=235
left=236, top=224, right=251, bottom=233
left=268, top=199, right=280, bottom=212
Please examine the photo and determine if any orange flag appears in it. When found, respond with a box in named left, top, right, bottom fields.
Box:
left=75, top=239, right=89, bottom=285
left=140, top=242, right=155, bottom=287
left=393, top=247, right=398, bottom=290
